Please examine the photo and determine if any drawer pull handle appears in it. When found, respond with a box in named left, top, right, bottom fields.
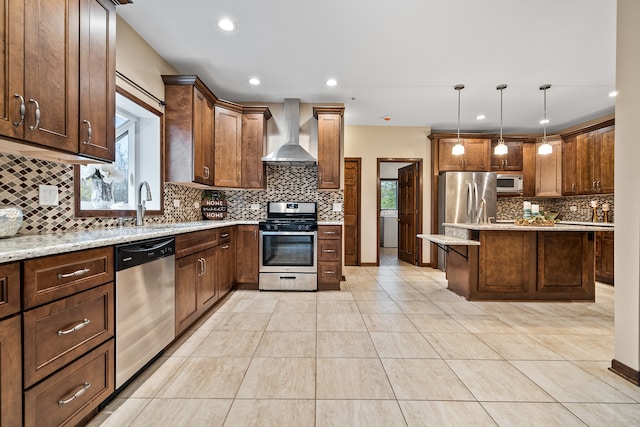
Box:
left=220, top=233, right=229, bottom=238
left=58, top=382, right=91, bottom=406
left=324, top=231, right=337, bottom=235
left=13, top=94, right=25, bottom=127
left=58, top=268, right=90, bottom=279
left=323, top=249, right=336, bottom=253
left=222, top=245, right=230, bottom=249
left=58, top=318, right=90, bottom=336
left=324, top=271, right=336, bottom=274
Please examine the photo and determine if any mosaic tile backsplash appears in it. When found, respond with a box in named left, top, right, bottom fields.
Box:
left=497, top=194, right=614, bottom=223
left=0, top=153, right=343, bottom=236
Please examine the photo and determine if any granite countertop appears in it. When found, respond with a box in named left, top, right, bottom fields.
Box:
left=0, top=220, right=259, bottom=263
left=444, top=222, right=615, bottom=232
left=417, top=234, right=481, bottom=246
left=318, top=221, right=344, bottom=226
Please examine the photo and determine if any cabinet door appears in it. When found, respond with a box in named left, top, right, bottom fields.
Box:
left=214, top=106, right=242, bottom=187
left=0, top=0, right=25, bottom=140
left=78, top=0, right=115, bottom=161
left=236, top=225, right=259, bottom=284
left=599, top=231, right=614, bottom=284
left=241, top=113, right=266, bottom=188
left=596, top=126, right=615, bottom=193
left=198, top=247, right=218, bottom=311
left=438, top=139, right=464, bottom=171
left=0, top=263, right=20, bottom=319
left=193, top=88, right=215, bottom=185
left=0, top=315, right=21, bottom=427
left=24, top=0, right=79, bottom=151
left=175, top=254, right=199, bottom=335
left=576, top=130, right=598, bottom=194
left=218, top=239, right=235, bottom=296
left=317, top=111, right=342, bottom=189
left=490, top=140, right=523, bottom=171
left=562, top=135, right=578, bottom=195
left=535, top=139, right=562, bottom=197
left=438, top=138, right=489, bottom=171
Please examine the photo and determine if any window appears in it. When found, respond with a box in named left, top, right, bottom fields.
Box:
left=380, top=179, right=398, bottom=210
left=75, top=87, right=163, bottom=217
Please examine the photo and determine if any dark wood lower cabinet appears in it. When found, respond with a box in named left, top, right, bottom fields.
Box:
left=0, top=315, right=21, bottom=427
left=318, top=225, right=342, bottom=290
left=445, top=230, right=596, bottom=301
left=595, top=231, right=614, bottom=285
left=235, top=225, right=259, bottom=289
left=24, top=339, right=114, bottom=427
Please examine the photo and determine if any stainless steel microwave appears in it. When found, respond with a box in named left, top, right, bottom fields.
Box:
left=496, top=174, right=523, bottom=193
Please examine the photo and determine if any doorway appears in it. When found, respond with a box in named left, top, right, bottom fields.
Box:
left=344, top=158, right=361, bottom=266
left=377, top=159, right=422, bottom=266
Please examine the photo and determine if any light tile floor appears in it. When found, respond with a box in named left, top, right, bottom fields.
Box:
left=89, top=252, right=640, bottom=427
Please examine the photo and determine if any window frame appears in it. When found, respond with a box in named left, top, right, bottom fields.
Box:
left=380, top=179, right=399, bottom=210
left=74, top=86, right=164, bottom=218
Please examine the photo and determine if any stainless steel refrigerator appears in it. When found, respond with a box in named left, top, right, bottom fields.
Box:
left=437, top=171, right=497, bottom=270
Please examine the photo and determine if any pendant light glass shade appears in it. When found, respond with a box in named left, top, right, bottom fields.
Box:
left=494, top=84, right=508, bottom=155
left=452, top=84, right=465, bottom=155
left=537, top=84, right=552, bottom=155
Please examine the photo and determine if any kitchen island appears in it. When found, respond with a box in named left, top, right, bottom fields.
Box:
left=420, top=222, right=613, bottom=302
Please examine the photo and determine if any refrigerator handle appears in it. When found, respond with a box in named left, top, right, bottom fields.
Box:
left=473, top=182, right=479, bottom=223
left=467, top=182, right=474, bottom=220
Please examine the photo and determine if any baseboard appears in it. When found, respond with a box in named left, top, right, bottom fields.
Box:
left=610, top=359, right=640, bottom=386
left=235, top=283, right=259, bottom=290
left=318, top=282, right=341, bottom=291
left=420, top=262, right=432, bottom=267
left=360, top=262, right=378, bottom=267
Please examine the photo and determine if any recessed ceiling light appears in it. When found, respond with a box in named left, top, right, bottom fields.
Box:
left=476, top=114, right=486, bottom=120
left=249, top=77, right=261, bottom=86
left=609, top=91, right=618, bottom=97
left=218, top=18, right=236, bottom=31
left=539, top=119, right=550, bottom=124
left=326, top=78, right=337, bottom=87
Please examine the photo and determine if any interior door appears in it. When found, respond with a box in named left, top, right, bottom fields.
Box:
left=398, top=163, right=418, bottom=264
left=344, top=158, right=361, bottom=265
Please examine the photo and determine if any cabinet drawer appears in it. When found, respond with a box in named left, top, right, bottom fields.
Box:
left=218, top=227, right=232, bottom=244
left=318, top=240, right=341, bottom=262
left=176, top=229, right=218, bottom=258
left=23, top=247, right=114, bottom=309
left=318, top=262, right=341, bottom=283
left=318, top=225, right=341, bottom=240
left=24, top=339, right=115, bottom=427
left=23, top=283, right=114, bottom=388
left=0, top=262, right=20, bottom=319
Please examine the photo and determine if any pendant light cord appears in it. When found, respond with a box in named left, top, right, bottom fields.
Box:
left=540, top=84, right=551, bottom=142
left=499, top=87, right=504, bottom=141
left=457, top=88, right=461, bottom=143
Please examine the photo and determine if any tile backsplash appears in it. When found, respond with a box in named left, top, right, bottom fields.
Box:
left=497, top=194, right=614, bottom=223
left=1, top=153, right=343, bottom=236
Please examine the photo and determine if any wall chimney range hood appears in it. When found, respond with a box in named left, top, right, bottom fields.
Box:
left=262, top=98, right=316, bottom=165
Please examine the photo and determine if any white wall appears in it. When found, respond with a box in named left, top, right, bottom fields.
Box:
left=614, top=0, right=640, bottom=372
left=344, top=125, right=431, bottom=264
left=380, top=162, right=412, bottom=179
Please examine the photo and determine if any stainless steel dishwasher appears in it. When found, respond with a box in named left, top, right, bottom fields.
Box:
left=115, top=237, right=175, bottom=389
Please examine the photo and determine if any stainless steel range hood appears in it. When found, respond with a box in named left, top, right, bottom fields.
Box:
left=262, top=98, right=316, bottom=165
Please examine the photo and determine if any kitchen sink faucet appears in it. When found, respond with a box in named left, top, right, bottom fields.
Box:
left=136, top=181, right=152, bottom=226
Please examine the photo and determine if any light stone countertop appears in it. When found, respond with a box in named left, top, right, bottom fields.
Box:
left=318, top=221, right=343, bottom=226
left=443, top=222, right=614, bottom=232
left=0, top=220, right=258, bottom=263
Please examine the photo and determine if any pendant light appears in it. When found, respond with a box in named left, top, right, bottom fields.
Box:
left=451, top=84, right=465, bottom=155
left=538, top=84, right=552, bottom=155
left=494, top=84, right=508, bottom=155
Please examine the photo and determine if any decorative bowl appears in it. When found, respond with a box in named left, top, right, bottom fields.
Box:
left=0, top=205, right=23, bottom=237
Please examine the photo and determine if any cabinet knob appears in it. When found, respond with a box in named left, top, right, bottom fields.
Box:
left=203, top=166, right=210, bottom=179
left=13, top=94, right=25, bottom=127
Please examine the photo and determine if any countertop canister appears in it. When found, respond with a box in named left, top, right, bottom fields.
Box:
left=0, top=205, right=23, bottom=238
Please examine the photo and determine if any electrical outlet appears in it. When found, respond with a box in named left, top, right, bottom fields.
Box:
left=194, top=201, right=200, bottom=209
left=38, top=185, right=59, bottom=206
left=250, top=204, right=260, bottom=211
left=332, top=203, right=342, bottom=212
left=173, top=199, right=181, bottom=208
left=570, top=205, right=578, bottom=212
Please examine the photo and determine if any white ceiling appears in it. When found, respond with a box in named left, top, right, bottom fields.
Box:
left=117, top=0, right=617, bottom=134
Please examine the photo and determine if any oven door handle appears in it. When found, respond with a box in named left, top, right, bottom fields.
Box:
left=259, top=231, right=317, bottom=236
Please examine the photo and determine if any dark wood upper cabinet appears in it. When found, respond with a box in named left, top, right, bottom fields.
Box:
left=241, top=107, right=271, bottom=189
left=562, top=135, right=578, bottom=195
left=163, top=75, right=217, bottom=186
left=78, top=0, right=116, bottom=161
left=490, top=139, right=523, bottom=171
left=0, top=0, right=116, bottom=161
left=314, top=106, right=344, bottom=189
left=437, top=138, right=490, bottom=172
left=574, top=124, right=615, bottom=195
left=214, top=101, right=243, bottom=188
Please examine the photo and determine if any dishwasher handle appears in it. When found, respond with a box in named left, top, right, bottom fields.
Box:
left=116, top=237, right=175, bottom=271
left=119, top=239, right=175, bottom=254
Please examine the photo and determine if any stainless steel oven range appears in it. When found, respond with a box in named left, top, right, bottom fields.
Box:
left=259, top=202, right=318, bottom=291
